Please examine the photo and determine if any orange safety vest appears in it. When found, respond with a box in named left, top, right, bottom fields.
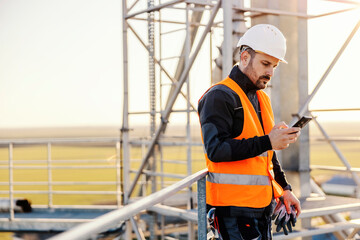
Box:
left=199, top=77, right=283, bottom=208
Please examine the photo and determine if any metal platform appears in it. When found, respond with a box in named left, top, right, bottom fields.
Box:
left=0, top=207, right=114, bottom=232
left=300, top=195, right=360, bottom=219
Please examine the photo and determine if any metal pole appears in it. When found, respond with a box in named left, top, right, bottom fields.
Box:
left=312, top=116, right=360, bottom=197
left=127, top=0, right=221, bottom=198
left=298, top=0, right=311, bottom=199
left=148, top=0, right=156, bottom=138
left=168, top=4, right=204, bottom=109
left=127, top=23, right=197, bottom=111
left=294, top=19, right=360, bottom=124
left=197, top=176, right=207, bottom=240
left=221, top=0, right=232, bottom=79
left=131, top=217, right=146, bottom=240
left=48, top=169, right=208, bottom=240
left=147, top=0, right=157, bottom=237
left=47, top=142, right=53, bottom=208
left=128, top=0, right=141, bottom=12
left=125, top=0, right=184, bottom=19
left=122, top=0, right=130, bottom=206
left=185, top=3, right=194, bottom=239
left=116, top=141, right=121, bottom=207
left=122, top=0, right=132, bottom=239
left=8, top=143, right=14, bottom=220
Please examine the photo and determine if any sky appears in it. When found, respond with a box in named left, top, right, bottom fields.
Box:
left=0, top=0, right=359, bottom=129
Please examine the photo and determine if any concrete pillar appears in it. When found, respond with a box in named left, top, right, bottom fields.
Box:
left=250, top=1, right=311, bottom=238
left=250, top=0, right=310, bottom=198
left=222, top=0, right=233, bottom=78
left=212, top=0, right=247, bottom=84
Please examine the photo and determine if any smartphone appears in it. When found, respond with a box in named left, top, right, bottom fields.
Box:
left=290, top=116, right=312, bottom=133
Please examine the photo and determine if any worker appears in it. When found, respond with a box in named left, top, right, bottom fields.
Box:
left=198, top=24, right=301, bottom=239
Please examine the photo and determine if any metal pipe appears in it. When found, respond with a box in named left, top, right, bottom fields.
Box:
left=238, top=5, right=358, bottom=19
left=148, top=204, right=197, bottom=222
left=122, top=0, right=130, bottom=209
left=311, top=108, right=360, bottom=112
left=160, top=27, right=187, bottom=35
left=116, top=141, right=121, bottom=207
left=325, top=0, right=360, bottom=6
left=168, top=4, right=204, bottom=112
left=130, top=140, right=203, bottom=146
left=169, top=5, right=211, bottom=11
left=308, top=7, right=359, bottom=19
left=47, top=143, right=53, bottom=208
left=131, top=217, right=146, bottom=239
left=127, top=23, right=197, bottom=111
left=0, top=181, right=121, bottom=186
left=148, top=0, right=156, bottom=138
left=130, top=169, right=186, bottom=179
left=0, top=137, right=203, bottom=147
left=314, top=137, right=360, bottom=142
left=6, top=165, right=117, bottom=169
left=183, top=1, right=359, bottom=19
left=311, top=165, right=360, bottom=172
left=294, top=19, right=360, bottom=124
left=162, top=159, right=188, bottom=164
left=128, top=0, right=141, bottom=12
left=158, top=4, right=165, bottom=207
left=147, top=8, right=158, bottom=239
left=0, top=139, right=120, bottom=145
left=127, top=0, right=221, bottom=199
left=131, top=18, right=217, bottom=27
left=185, top=5, right=194, bottom=238
left=130, top=17, right=217, bottom=27
left=197, top=176, right=206, bottom=240
left=48, top=169, right=208, bottom=240
left=0, top=159, right=118, bottom=164
left=0, top=190, right=121, bottom=195
left=128, top=108, right=197, bottom=114
left=310, top=178, right=326, bottom=197
left=8, top=143, right=14, bottom=220
left=312, top=115, right=360, bottom=197
left=125, top=0, right=184, bottom=19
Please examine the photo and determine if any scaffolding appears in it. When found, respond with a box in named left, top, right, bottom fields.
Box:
left=121, top=0, right=360, bottom=239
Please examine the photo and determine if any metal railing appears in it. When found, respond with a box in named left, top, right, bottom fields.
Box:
left=48, top=168, right=208, bottom=240
left=309, top=108, right=360, bottom=197
left=0, top=137, right=123, bottom=219
left=0, top=136, right=205, bottom=238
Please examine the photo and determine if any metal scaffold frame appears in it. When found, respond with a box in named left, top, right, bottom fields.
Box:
left=0, top=1, right=360, bottom=239
left=122, top=1, right=222, bottom=238
left=120, top=0, right=360, bottom=239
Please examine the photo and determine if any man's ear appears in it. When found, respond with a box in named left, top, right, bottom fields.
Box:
left=240, top=51, right=250, bottom=67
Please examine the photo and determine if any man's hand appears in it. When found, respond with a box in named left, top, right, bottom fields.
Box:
left=268, top=122, right=301, bottom=150
left=282, top=190, right=301, bottom=218
left=272, top=192, right=301, bottom=235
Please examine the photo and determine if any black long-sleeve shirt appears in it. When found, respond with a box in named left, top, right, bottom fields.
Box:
left=198, top=65, right=290, bottom=216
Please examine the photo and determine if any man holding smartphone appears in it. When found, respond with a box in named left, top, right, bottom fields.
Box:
left=198, top=24, right=301, bottom=239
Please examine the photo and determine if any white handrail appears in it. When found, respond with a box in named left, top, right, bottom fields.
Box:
left=48, top=169, right=208, bottom=240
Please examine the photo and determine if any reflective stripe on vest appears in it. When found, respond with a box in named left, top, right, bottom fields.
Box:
left=207, top=172, right=270, bottom=186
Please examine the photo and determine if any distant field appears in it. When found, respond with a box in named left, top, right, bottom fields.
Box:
left=309, top=121, right=360, bottom=183
left=0, top=143, right=205, bottom=206
left=0, top=121, right=358, bottom=206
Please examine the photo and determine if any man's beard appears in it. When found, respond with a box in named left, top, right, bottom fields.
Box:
left=244, top=63, right=271, bottom=89
left=255, top=75, right=270, bottom=89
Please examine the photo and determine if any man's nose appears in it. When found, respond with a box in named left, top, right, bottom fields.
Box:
left=266, top=67, right=274, bottom=77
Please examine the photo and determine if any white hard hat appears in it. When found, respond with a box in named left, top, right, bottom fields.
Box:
left=237, top=24, right=287, bottom=63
